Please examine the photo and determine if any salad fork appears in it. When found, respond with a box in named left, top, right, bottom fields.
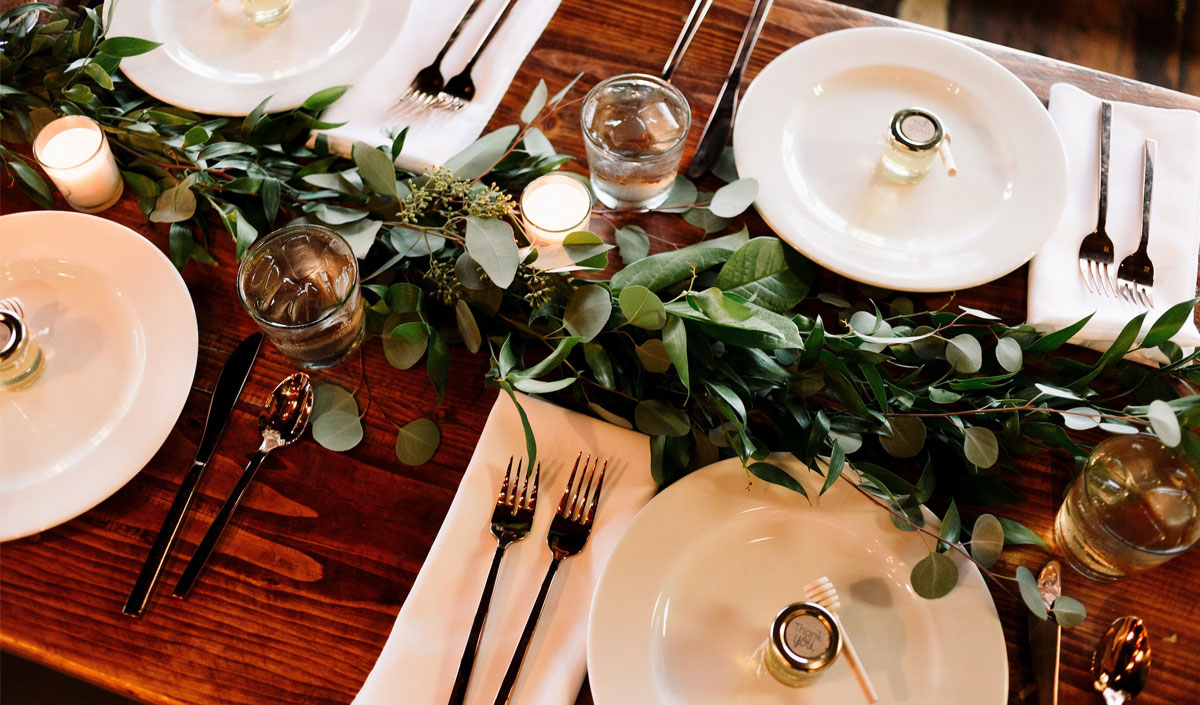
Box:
left=1116, top=139, right=1156, bottom=308
left=391, top=0, right=487, bottom=114
left=436, top=0, right=519, bottom=111
left=491, top=453, right=606, bottom=705
left=1078, top=101, right=1117, bottom=296
left=447, top=457, right=539, bottom=705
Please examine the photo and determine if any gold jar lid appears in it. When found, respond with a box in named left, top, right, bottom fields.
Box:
left=890, top=107, right=945, bottom=151
left=0, top=311, right=26, bottom=362
left=770, top=601, right=842, bottom=674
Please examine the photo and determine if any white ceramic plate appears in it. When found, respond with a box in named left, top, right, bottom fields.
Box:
left=733, top=27, right=1068, bottom=291
left=107, top=0, right=411, bottom=115
left=587, top=455, right=1008, bottom=705
left=0, top=212, right=197, bottom=541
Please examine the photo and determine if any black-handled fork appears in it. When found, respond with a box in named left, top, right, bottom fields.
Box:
left=447, top=458, right=539, bottom=705
left=490, top=454, right=606, bottom=705
left=1116, top=139, right=1157, bottom=308
left=439, top=0, right=522, bottom=110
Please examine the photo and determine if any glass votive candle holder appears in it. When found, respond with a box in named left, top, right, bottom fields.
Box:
left=580, top=73, right=691, bottom=209
left=520, top=174, right=592, bottom=245
left=1054, top=435, right=1200, bottom=582
left=237, top=224, right=366, bottom=370
left=33, top=115, right=124, bottom=213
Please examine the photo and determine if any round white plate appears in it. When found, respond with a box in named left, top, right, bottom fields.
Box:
left=0, top=212, right=197, bottom=541
left=107, top=0, right=410, bottom=115
left=587, top=455, right=1008, bottom=705
left=733, top=27, right=1067, bottom=291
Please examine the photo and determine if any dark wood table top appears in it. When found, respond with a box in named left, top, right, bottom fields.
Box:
left=2, top=2, right=1198, bottom=704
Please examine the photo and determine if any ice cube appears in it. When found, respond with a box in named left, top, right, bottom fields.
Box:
left=284, top=280, right=324, bottom=325
left=1145, top=486, right=1196, bottom=529
left=639, top=99, right=684, bottom=150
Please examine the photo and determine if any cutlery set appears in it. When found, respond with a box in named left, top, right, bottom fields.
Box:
left=123, top=335, right=313, bottom=617
left=1077, top=101, right=1158, bottom=308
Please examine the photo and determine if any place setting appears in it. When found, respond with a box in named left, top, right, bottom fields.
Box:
left=1, top=1, right=1199, bottom=705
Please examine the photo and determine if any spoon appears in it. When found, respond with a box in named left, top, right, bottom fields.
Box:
left=173, top=373, right=314, bottom=598
left=1091, top=616, right=1151, bottom=704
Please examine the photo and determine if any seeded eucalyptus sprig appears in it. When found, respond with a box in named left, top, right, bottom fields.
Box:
left=4, top=3, right=1198, bottom=620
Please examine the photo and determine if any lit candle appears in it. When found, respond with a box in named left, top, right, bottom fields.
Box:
left=33, top=116, right=124, bottom=213
left=520, top=174, right=592, bottom=245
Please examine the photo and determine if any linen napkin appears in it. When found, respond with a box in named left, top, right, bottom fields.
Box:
left=1027, top=83, right=1200, bottom=363
left=318, top=0, right=561, bottom=171
left=352, top=392, right=656, bottom=705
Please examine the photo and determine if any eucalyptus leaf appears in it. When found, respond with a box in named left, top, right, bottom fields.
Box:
left=635, top=400, right=690, bottom=437
left=683, top=203, right=733, bottom=233
left=511, top=375, right=578, bottom=394
left=383, top=315, right=429, bottom=370
left=615, top=224, right=650, bottom=265
left=312, top=411, right=363, bottom=452
left=995, top=336, right=1023, bottom=372
left=959, top=306, right=1001, bottom=321
left=395, top=417, right=440, bottom=465
left=619, top=285, right=667, bottom=330
left=910, top=551, right=958, bottom=599
left=332, top=218, right=382, bottom=259
left=1147, top=399, right=1182, bottom=446
left=748, top=461, right=808, bottom=497
left=465, top=217, right=518, bottom=288
left=656, top=175, right=699, bottom=213
left=963, top=426, right=999, bottom=468
left=969, top=514, right=1004, bottom=568
left=1061, top=406, right=1101, bottom=431
left=611, top=228, right=748, bottom=292
left=589, top=401, right=632, bottom=429
left=663, top=315, right=689, bottom=391
left=1016, top=566, right=1048, bottom=620
left=635, top=339, right=672, bottom=373
left=946, top=334, right=983, bottom=373
left=563, top=285, right=612, bottom=342
left=455, top=299, right=482, bottom=354
left=520, top=79, right=547, bottom=122
left=1035, top=383, right=1081, bottom=401
left=879, top=416, right=926, bottom=458
left=313, top=384, right=358, bottom=418
left=708, top=178, right=758, bottom=217
left=446, top=124, right=519, bottom=180
left=1052, top=596, right=1087, bottom=628
left=352, top=141, right=398, bottom=198
left=150, top=181, right=196, bottom=223
left=712, top=146, right=739, bottom=183
left=583, top=343, right=615, bottom=388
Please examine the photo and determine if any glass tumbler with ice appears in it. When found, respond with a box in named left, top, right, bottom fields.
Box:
left=581, top=73, right=691, bottom=209
left=237, top=224, right=365, bottom=369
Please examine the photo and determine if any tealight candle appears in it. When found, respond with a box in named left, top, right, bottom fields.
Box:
left=520, top=174, right=592, bottom=245
left=33, top=115, right=123, bottom=213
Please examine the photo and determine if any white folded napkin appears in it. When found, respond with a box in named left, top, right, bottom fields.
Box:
left=1027, top=83, right=1200, bottom=363
left=318, top=0, right=561, bottom=171
left=352, top=392, right=656, bottom=705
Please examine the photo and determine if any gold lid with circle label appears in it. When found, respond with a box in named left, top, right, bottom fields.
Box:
left=764, top=602, right=842, bottom=686
left=890, top=107, right=945, bottom=151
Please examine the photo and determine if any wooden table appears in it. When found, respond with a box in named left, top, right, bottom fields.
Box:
left=2, top=2, right=1198, bottom=704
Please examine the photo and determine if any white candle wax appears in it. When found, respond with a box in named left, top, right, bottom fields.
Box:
left=34, top=117, right=123, bottom=213
left=520, top=174, right=592, bottom=245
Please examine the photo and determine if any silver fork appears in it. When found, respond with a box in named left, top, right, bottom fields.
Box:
left=490, top=453, right=606, bottom=705
left=1078, top=101, right=1117, bottom=296
left=390, top=0, right=487, bottom=114
left=447, top=457, right=539, bottom=705
left=1116, top=139, right=1157, bottom=308
left=436, top=0, right=519, bottom=111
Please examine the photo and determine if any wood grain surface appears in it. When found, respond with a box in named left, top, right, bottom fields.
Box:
left=2, top=2, right=1199, bottom=704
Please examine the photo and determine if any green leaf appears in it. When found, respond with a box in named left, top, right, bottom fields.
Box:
left=910, top=551, right=959, bottom=599
left=1052, top=596, right=1087, bottom=628
left=1074, top=312, right=1147, bottom=386
left=969, top=514, right=1004, bottom=568
left=394, top=417, right=440, bottom=465
left=997, top=517, right=1051, bottom=550
left=563, top=285, right=611, bottom=342
left=95, top=36, right=161, bottom=57
left=427, top=329, right=450, bottom=403
left=656, top=175, right=698, bottom=213
left=963, top=426, right=999, bottom=468
left=313, top=384, right=358, bottom=417
left=708, top=177, right=758, bottom=217
left=511, top=375, right=578, bottom=394
left=62, top=83, right=93, bottom=103
left=6, top=158, right=54, bottom=208
left=995, top=336, right=1023, bottom=372
left=683, top=204, right=732, bottom=233
left=614, top=224, right=650, bottom=265
left=1027, top=313, right=1094, bottom=356
left=548, top=72, right=583, bottom=105
left=514, top=336, right=581, bottom=379
left=712, top=146, right=739, bottom=183
left=1059, top=406, right=1100, bottom=431
left=391, top=127, right=409, bottom=160
left=634, top=400, right=690, bottom=437
left=939, top=500, right=961, bottom=547
left=446, top=124, right=519, bottom=180
left=946, top=334, right=983, bottom=373
left=500, top=382, right=537, bottom=469
left=82, top=61, right=113, bottom=90
left=1016, top=566, right=1048, bottom=619
left=312, top=411, right=363, bottom=452
left=663, top=315, right=689, bottom=392
left=303, top=85, right=350, bottom=111
left=383, top=315, right=428, bottom=370
left=181, top=125, right=210, bottom=147
left=1034, top=382, right=1081, bottom=401
left=332, top=218, right=382, bottom=259
left=352, top=141, right=398, bottom=198
left=583, top=343, right=615, bottom=388
left=796, top=315, right=824, bottom=368
left=713, top=237, right=812, bottom=313
left=168, top=223, right=194, bottom=270
left=455, top=299, right=482, bottom=354
left=748, top=461, right=808, bottom=497
left=635, top=339, right=672, bottom=373
left=465, top=217, right=519, bottom=288
left=1140, top=297, right=1200, bottom=349
left=588, top=401, right=631, bottom=429
left=150, top=181, right=196, bottom=223
left=619, top=285, right=667, bottom=329
left=821, top=444, right=845, bottom=495
left=520, top=79, right=548, bottom=122
left=562, top=230, right=612, bottom=269
left=610, top=228, right=748, bottom=292
left=386, top=282, right=423, bottom=313
left=1147, top=399, right=1182, bottom=446
left=880, top=416, right=925, bottom=458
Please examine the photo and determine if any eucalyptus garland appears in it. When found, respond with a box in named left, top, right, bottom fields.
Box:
left=3, top=3, right=1199, bottom=620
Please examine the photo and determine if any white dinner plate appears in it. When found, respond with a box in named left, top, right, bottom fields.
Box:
left=587, top=455, right=1008, bottom=705
left=107, top=0, right=411, bottom=115
left=733, top=27, right=1068, bottom=291
left=0, top=212, right=197, bottom=541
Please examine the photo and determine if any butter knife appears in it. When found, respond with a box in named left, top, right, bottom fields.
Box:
left=122, top=332, right=263, bottom=618
left=1028, top=559, right=1062, bottom=705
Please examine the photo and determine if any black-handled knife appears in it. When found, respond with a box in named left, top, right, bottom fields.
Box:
left=1028, top=559, right=1062, bottom=705
left=122, top=332, right=263, bottom=618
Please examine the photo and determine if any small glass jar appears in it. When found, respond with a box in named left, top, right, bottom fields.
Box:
left=880, top=107, right=947, bottom=183
left=0, top=311, right=45, bottom=391
left=762, top=602, right=843, bottom=687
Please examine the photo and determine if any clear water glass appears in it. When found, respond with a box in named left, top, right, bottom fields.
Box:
left=1054, top=435, right=1200, bottom=582
left=237, top=224, right=365, bottom=369
left=580, top=73, right=690, bottom=209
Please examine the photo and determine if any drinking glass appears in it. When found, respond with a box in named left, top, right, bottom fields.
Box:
left=237, top=224, right=365, bottom=369
left=580, top=73, right=690, bottom=209
left=1054, top=435, right=1200, bottom=582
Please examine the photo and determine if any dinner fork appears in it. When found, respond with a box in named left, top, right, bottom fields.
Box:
left=490, top=453, right=606, bottom=705
left=1116, top=139, right=1156, bottom=308
left=391, top=0, right=487, bottom=113
left=437, top=0, right=520, bottom=111
left=1078, top=101, right=1117, bottom=296
left=447, top=457, right=539, bottom=705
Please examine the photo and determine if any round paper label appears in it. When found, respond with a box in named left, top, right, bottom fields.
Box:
left=784, top=614, right=831, bottom=658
